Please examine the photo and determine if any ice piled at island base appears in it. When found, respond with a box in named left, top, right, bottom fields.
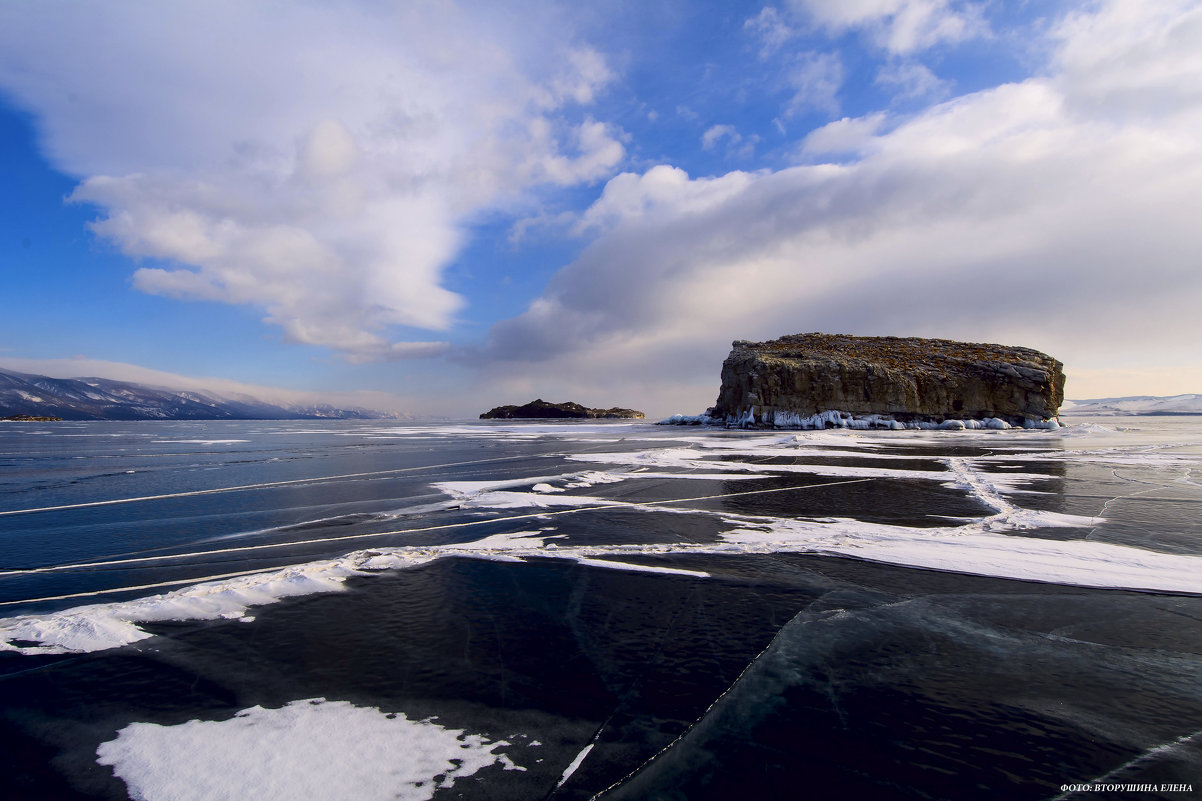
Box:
left=96, top=698, right=526, bottom=801
left=657, top=413, right=718, bottom=426
left=659, top=408, right=1059, bottom=430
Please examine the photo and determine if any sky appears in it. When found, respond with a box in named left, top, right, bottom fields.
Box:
left=1, top=0, right=1200, bottom=418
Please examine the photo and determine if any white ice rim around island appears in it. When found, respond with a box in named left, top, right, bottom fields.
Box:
left=659, top=408, right=1061, bottom=430
left=3, top=430, right=1199, bottom=655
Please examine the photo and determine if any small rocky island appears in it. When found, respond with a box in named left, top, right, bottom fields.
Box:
left=480, top=399, right=645, bottom=420
left=666, top=333, right=1064, bottom=430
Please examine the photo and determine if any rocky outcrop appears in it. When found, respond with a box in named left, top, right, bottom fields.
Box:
left=698, top=333, right=1064, bottom=429
left=480, top=399, right=645, bottom=420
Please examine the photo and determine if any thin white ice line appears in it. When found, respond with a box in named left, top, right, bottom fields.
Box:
left=0, top=566, right=281, bottom=606
left=554, top=743, right=595, bottom=790
left=589, top=605, right=806, bottom=800
left=0, top=478, right=876, bottom=578
left=1174, top=467, right=1202, bottom=489
left=1082, top=469, right=1180, bottom=541
left=0, top=454, right=549, bottom=518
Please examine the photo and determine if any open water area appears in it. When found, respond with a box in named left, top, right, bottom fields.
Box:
left=1, top=415, right=1200, bottom=800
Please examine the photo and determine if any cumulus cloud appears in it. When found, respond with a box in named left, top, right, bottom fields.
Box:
left=572, top=165, right=756, bottom=235
left=701, top=125, right=739, bottom=150
left=1052, top=0, right=1202, bottom=116
left=741, top=9, right=845, bottom=122
left=784, top=51, right=845, bottom=116
left=0, top=0, right=624, bottom=361
left=479, top=0, right=1202, bottom=412
left=800, top=113, right=889, bottom=157
left=787, top=0, right=986, bottom=55
left=744, top=7, right=798, bottom=58
left=875, top=61, right=950, bottom=101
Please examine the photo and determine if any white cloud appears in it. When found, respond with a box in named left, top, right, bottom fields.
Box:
left=785, top=51, right=844, bottom=116
left=701, top=124, right=741, bottom=150
left=573, top=165, right=755, bottom=234
left=1053, top=0, right=1202, bottom=117
left=702, top=125, right=759, bottom=160
left=547, top=47, right=616, bottom=106
left=0, top=1, right=623, bottom=361
left=528, top=118, right=626, bottom=185
left=480, top=0, right=1202, bottom=413
left=788, top=0, right=986, bottom=55
left=875, top=61, right=950, bottom=101
left=801, top=113, right=889, bottom=156
left=745, top=7, right=797, bottom=57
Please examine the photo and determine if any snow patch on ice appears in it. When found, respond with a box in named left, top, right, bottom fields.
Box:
left=434, top=469, right=760, bottom=510
left=151, top=439, right=251, bottom=445
left=0, top=561, right=366, bottom=655
left=1057, top=423, right=1120, bottom=436
left=716, top=515, right=1202, bottom=594
left=565, top=558, right=710, bottom=578
left=96, top=698, right=525, bottom=801
left=566, top=446, right=1029, bottom=485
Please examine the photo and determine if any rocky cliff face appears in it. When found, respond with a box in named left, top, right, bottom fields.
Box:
left=707, top=333, right=1065, bottom=428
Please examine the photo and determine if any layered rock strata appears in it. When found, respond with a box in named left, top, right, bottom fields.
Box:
left=689, top=333, right=1064, bottom=429
left=480, top=399, right=645, bottom=420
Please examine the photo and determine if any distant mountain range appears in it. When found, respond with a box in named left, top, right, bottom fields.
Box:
left=0, top=368, right=402, bottom=421
left=1062, top=394, right=1202, bottom=415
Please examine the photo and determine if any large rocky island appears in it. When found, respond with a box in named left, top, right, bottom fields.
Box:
left=668, top=333, right=1064, bottom=430
left=481, top=399, right=645, bottom=420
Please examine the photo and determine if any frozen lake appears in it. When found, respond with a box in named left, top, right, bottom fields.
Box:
left=1, top=416, right=1200, bottom=799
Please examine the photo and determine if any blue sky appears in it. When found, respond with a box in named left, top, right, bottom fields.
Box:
left=2, top=0, right=1200, bottom=417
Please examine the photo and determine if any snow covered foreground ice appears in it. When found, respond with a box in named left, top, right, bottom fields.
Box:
left=96, top=699, right=526, bottom=801
left=2, top=417, right=1201, bottom=800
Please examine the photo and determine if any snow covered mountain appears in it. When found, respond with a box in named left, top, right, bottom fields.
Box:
left=0, top=368, right=402, bottom=420
left=1061, top=394, right=1202, bottom=415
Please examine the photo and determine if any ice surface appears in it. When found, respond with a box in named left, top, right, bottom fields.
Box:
left=433, top=470, right=761, bottom=511
left=356, top=422, right=650, bottom=442
left=96, top=698, right=526, bottom=801
left=151, top=439, right=251, bottom=445
left=5, top=424, right=1200, bottom=656
left=565, top=445, right=1043, bottom=487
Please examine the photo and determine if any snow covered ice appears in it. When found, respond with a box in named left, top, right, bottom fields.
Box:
left=1, top=416, right=1201, bottom=799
